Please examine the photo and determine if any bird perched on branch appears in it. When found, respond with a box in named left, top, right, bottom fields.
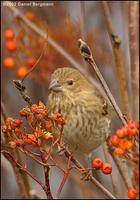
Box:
left=47, top=67, right=110, bottom=155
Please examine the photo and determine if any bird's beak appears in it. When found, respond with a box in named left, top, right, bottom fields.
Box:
left=49, top=79, right=62, bottom=92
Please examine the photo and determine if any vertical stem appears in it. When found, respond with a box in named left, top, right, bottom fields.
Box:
left=101, top=1, right=130, bottom=117
left=128, top=1, right=139, bottom=120
left=80, top=1, right=86, bottom=40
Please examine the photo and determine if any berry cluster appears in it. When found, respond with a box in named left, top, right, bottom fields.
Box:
left=92, top=158, right=112, bottom=175
left=110, top=120, right=139, bottom=156
left=2, top=102, right=65, bottom=149
left=3, top=28, right=36, bottom=78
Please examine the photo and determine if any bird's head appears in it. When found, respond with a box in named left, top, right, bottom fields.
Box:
left=48, top=67, right=92, bottom=99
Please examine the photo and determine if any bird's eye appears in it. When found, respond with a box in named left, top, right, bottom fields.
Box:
left=67, top=80, right=73, bottom=85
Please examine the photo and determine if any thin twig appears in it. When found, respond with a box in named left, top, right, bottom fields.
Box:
left=107, top=143, right=132, bottom=189
left=80, top=1, right=86, bottom=40
left=41, top=153, right=53, bottom=199
left=78, top=39, right=127, bottom=126
left=128, top=1, right=139, bottom=120
left=101, top=1, right=130, bottom=117
left=22, top=40, right=47, bottom=82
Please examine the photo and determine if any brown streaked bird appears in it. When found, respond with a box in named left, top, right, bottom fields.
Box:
left=47, top=67, right=110, bottom=155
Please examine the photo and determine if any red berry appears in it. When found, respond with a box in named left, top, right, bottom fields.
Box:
left=6, top=40, right=17, bottom=51
left=16, top=67, right=28, bottom=78
left=4, top=29, right=15, bottom=40
left=92, top=158, right=103, bottom=170
left=57, top=117, right=65, bottom=125
left=31, top=104, right=38, bottom=113
left=45, top=121, right=53, bottom=129
left=127, top=124, right=138, bottom=137
left=101, top=163, right=112, bottom=174
left=116, top=129, right=125, bottom=138
left=3, top=57, right=16, bottom=69
left=110, top=135, right=120, bottom=146
left=27, top=57, right=36, bottom=67
left=128, top=188, right=137, bottom=199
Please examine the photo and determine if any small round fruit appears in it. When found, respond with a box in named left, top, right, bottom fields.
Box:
left=116, top=129, right=125, bottom=138
left=128, top=188, right=137, bottom=199
left=101, top=163, right=112, bottom=174
left=16, top=67, right=28, bottom=79
left=4, top=28, right=15, bottom=40
left=6, top=40, right=17, bottom=52
left=114, top=147, right=125, bottom=156
left=27, top=57, right=36, bottom=67
left=110, top=135, right=120, bottom=146
left=127, top=124, right=138, bottom=136
left=3, top=57, right=16, bottom=69
left=92, top=158, right=103, bottom=170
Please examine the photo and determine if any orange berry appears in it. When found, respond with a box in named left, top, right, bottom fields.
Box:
left=119, top=140, right=133, bottom=151
left=3, top=57, right=16, bottom=69
left=127, top=123, right=138, bottom=137
left=24, top=134, right=37, bottom=146
left=110, top=135, right=120, bottom=146
left=114, top=147, right=125, bottom=155
left=25, top=11, right=36, bottom=21
left=92, top=158, right=103, bottom=170
left=31, top=104, right=38, bottom=113
left=6, top=40, right=17, bottom=51
left=101, top=163, right=112, bottom=175
left=128, top=188, right=137, bottom=199
left=116, top=129, right=125, bottom=138
left=57, top=117, right=65, bottom=125
left=39, top=111, right=46, bottom=118
left=16, top=67, right=28, bottom=78
left=45, top=121, right=53, bottom=129
left=4, top=28, right=15, bottom=40
left=27, top=57, right=36, bottom=67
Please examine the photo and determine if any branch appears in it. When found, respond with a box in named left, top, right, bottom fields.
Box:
left=64, top=150, right=116, bottom=199
left=128, top=1, right=139, bottom=120
left=40, top=153, right=53, bottom=199
left=1, top=102, right=31, bottom=199
left=101, top=1, right=130, bottom=117
left=78, top=39, right=127, bottom=126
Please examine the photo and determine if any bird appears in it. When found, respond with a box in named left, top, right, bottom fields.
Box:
left=47, top=67, right=110, bottom=156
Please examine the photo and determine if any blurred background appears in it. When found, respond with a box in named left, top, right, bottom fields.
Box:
left=1, top=1, right=139, bottom=199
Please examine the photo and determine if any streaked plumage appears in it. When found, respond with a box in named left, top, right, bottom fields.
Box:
left=47, top=67, right=110, bottom=155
